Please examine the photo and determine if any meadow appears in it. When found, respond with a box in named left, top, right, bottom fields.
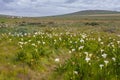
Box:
left=0, top=15, right=120, bottom=80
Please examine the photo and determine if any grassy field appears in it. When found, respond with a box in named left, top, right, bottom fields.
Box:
left=0, top=15, right=120, bottom=80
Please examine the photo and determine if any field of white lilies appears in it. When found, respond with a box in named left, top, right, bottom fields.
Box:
left=0, top=26, right=120, bottom=80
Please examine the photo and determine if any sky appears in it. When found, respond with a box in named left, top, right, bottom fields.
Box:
left=0, top=0, right=120, bottom=17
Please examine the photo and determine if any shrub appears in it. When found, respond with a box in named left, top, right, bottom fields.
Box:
left=84, top=22, right=99, bottom=26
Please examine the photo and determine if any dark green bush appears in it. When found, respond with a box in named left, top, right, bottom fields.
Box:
left=84, top=22, right=99, bottom=26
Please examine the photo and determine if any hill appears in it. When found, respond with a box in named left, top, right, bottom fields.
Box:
left=1, top=10, right=120, bottom=18
left=0, top=14, right=12, bottom=17
left=0, top=14, right=23, bottom=18
left=61, top=10, right=120, bottom=16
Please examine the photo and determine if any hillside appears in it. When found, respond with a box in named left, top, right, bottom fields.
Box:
left=0, top=14, right=11, bottom=17
left=61, top=10, right=120, bottom=16
left=1, top=10, right=120, bottom=18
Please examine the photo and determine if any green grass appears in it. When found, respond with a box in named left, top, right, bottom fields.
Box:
left=0, top=15, right=120, bottom=80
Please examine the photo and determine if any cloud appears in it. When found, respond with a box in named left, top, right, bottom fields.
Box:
left=0, top=0, right=120, bottom=16
left=65, top=0, right=78, bottom=3
left=3, top=0, right=15, bottom=3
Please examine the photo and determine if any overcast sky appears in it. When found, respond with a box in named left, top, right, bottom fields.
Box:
left=0, top=0, right=120, bottom=17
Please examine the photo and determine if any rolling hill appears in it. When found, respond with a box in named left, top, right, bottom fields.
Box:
left=1, top=10, right=120, bottom=18
left=0, top=14, right=12, bottom=17
left=60, top=10, right=120, bottom=16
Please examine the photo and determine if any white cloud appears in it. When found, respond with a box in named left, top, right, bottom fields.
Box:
left=0, top=0, right=120, bottom=16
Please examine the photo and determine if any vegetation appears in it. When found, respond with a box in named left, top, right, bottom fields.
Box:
left=0, top=12, right=120, bottom=80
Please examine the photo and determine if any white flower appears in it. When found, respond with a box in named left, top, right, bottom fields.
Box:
left=55, top=58, right=60, bottom=62
left=89, top=54, right=93, bottom=57
left=100, top=49, right=104, bottom=53
left=84, top=52, right=88, bottom=56
left=100, top=42, right=104, bottom=45
left=69, top=51, right=72, bottom=53
left=31, top=43, right=36, bottom=46
left=78, top=46, right=84, bottom=50
left=80, top=39, right=84, bottom=43
left=72, top=49, right=75, bottom=52
left=110, top=42, right=113, bottom=45
left=24, top=42, right=27, bottom=44
left=117, top=35, right=120, bottom=37
left=98, top=37, right=101, bottom=42
left=104, top=60, right=109, bottom=66
left=43, top=42, right=45, bottom=45
left=54, top=39, right=57, bottom=42
left=117, top=41, right=120, bottom=44
left=20, top=45, right=23, bottom=48
left=102, top=53, right=107, bottom=58
left=28, top=40, right=32, bottom=42
left=81, top=34, right=87, bottom=39
left=8, top=32, right=11, bottom=35
left=109, top=37, right=112, bottom=39
left=111, top=44, right=115, bottom=47
left=99, top=64, right=104, bottom=69
left=89, top=63, right=91, bottom=65
left=37, top=41, right=41, bottom=44
left=9, top=39, right=12, bottom=41
left=35, top=32, right=38, bottom=35
left=73, top=71, right=78, bottom=75
left=24, top=33, right=27, bottom=36
left=70, top=41, right=72, bottom=43
left=33, top=35, right=36, bottom=37
left=86, top=38, right=88, bottom=40
left=60, top=33, right=63, bottom=35
left=75, top=41, right=77, bottom=44
left=112, top=57, right=116, bottom=61
left=85, top=57, right=90, bottom=63
left=59, top=37, right=62, bottom=41
left=107, top=44, right=110, bottom=47
left=18, top=42, right=24, bottom=45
